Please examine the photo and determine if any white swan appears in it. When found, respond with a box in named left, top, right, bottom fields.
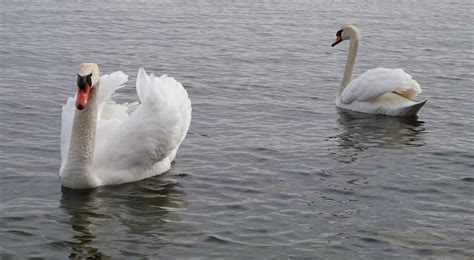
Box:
left=332, top=25, right=427, bottom=116
left=60, top=63, right=192, bottom=189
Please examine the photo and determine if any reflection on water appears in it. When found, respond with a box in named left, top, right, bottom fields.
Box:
left=331, top=109, right=426, bottom=163
left=60, top=173, right=187, bottom=258
left=60, top=189, right=108, bottom=258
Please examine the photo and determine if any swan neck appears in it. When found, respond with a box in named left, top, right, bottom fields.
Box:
left=62, top=84, right=99, bottom=187
left=339, top=31, right=360, bottom=96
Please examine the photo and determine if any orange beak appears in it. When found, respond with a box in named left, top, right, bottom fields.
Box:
left=331, top=35, right=342, bottom=47
left=76, top=83, right=91, bottom=110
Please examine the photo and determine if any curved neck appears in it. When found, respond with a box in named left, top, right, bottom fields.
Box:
left=338, top=31, right=360, bottom=96
left=62, top=84, right=99, bottom=187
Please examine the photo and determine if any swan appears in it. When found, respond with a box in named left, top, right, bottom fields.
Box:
left=60, top=63, right=192, bottom=189
left=331, top=25, right=427, bottom=116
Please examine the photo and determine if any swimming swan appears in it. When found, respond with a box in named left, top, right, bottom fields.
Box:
left=60, top=63, right=192, bottom=189
left=332, top=25, right=427, bottom=116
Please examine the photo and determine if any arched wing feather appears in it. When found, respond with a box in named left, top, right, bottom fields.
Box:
left=93, top=68, right=192, bottom=175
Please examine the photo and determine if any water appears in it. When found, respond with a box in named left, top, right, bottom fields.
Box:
left=1, top=0, right=473, bottom=258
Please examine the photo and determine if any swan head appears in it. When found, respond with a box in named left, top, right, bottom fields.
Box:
left=76, top=63, right=100, bottom=110
left=331, top=25, right=359, bottom=47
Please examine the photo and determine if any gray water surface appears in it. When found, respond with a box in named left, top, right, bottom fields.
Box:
left=1, top=1, right=473, bottom=259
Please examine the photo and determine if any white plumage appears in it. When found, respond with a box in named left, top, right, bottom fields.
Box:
left=60, top=65, right=191, bottom=189
left=341, top=68, right=421, bottom=104
left=332, top=25, right=427, bottom=116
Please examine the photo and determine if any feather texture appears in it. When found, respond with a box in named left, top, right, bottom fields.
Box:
left=332, top=25, right=427, bottom=116
left=60, top=68, right=191, bottom=187
left=341, top=68, right=422, bottom=104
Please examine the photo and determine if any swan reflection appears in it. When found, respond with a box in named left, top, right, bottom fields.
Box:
left=60, top=172, right=187, bottom=258
left=330, top=109, right=426, bottom=163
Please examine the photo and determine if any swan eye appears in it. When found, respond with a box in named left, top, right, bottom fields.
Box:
left=336, top=29, right=343, bottom=37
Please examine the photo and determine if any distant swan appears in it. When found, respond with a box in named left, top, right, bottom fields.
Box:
left=332, top=25, right=427, bottom=116
left=60, top=63, right=192, bottom=189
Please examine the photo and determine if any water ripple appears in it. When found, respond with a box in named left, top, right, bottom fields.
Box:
left=1, top=0, right=473, bottom=258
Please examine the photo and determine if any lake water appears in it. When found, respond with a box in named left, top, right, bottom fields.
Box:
left=1, top=0, right=473, bottom=259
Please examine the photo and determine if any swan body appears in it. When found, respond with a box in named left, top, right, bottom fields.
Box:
left=332, top=25, right=427, bottom=116
left=60, top=64, right=192, bottom=189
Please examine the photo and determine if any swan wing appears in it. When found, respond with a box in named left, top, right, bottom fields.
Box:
left=341, top=68, right=422, bottom=104
left=94, top=71, right=133, bottom=157
left=96, top=71, right=129, bottom=120
left=60, top=97, right=75, bottom=172
left=93, top=68, right=192, bottom=176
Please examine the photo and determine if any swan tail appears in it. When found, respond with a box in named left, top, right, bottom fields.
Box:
left=404, top=98, right=428, bottom=116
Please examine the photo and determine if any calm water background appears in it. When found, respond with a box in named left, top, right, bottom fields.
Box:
left=1, top=0, right=473, bottom=259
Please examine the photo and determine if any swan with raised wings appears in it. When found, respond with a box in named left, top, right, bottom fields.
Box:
left=332, top=25, right=427, bottom=116
left=60, top=63, right=192, bottom=189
